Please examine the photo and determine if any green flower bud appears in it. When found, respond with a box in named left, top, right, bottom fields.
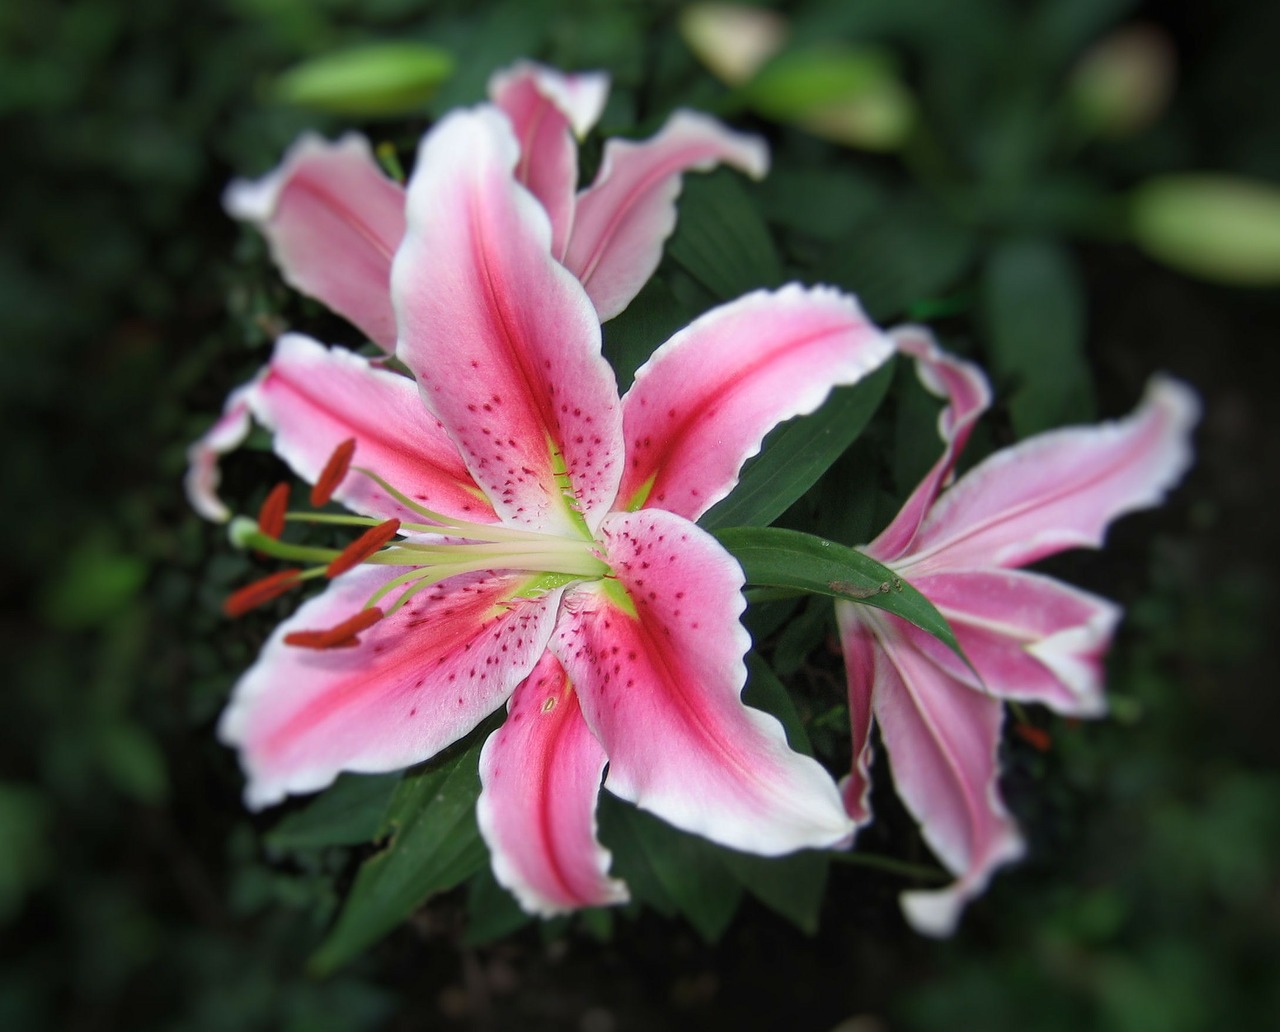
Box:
left=274, top=42, right=454, bottom=117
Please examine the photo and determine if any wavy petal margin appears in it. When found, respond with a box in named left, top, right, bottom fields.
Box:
left=564, top=110, right=769, bottom=320
left=906, top=376, right=1200, bottom=572
left=617, top=285, right=892, bottom=520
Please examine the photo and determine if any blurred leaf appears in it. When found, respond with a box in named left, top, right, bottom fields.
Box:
left=981, top=236, right=1095, bottom=435
left=700, top=360, right=895, bottom=531
left=742, top=45, right=915, bottom=151
left=679, top=3, right=789, bottom=86
left=742, top=651, right=812, bottom=754
left=1131, top=174, right=1280, bottom=286
left=39, top=541, right=147, bottom=629
left=604, top=802, right=742, bottom=942
left=714, top=526, right=962, bottom=658
left=273, top=42, right=454, bottom=116
left=95, top=721, right=168, bottom=804
left=756, top=165, right=887, bottom=240
left=601, top=276, right=692, bottom=390
left=722, top=848, right=829, bottom=934
left=823, top=199, right=975, bottom=320
left=464, top=866, right=532, bottom=946
left=310, top=739, right=487, bottom=973
left=0, top=783, right=51, bottom=923
left=667, top=171, right=782, bottom=300
left=265, top=773, right=402, bottom=852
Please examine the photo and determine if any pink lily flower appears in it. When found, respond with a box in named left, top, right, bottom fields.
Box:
left=188, top=62, right=766, bottom=522
left=837, top=328, right=1197, bottom=936
left=212, top=105, right=892, bottom=915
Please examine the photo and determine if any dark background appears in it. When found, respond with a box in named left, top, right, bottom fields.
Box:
left=3, top=1, right=1276, bottom=1029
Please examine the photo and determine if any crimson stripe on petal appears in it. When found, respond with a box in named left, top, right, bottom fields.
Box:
left=564, top=110, right=769, bottom=321
left=252, top=335, right=495, bottom=524
left=393, top=108, right=624, bottom=534
left=489, top=62, right=608, bottom=260
left=618, top=285, right=892, bottom=521
left=905, top=376, right=1199, bottom=572
left=225, top=133, right=405, bottom=351
left=219, top=566, right=564, bottom=809
left=551, top=509, right=853, bottom=855
left=867, top=613, right=1025, bottom=936
left=478, top=652, right=628, bottom=915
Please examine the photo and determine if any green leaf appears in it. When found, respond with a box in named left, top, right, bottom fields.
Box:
left=713, top=526, right=963, bottom=659
left=823, top=199, right=975, bottom=321
left=722, top=848, right=830, bottom=935
left=600, top=799, right=742, bottom=942
left=464, top=867, right=533, bottom=946
left=742, top=652, right=812, bottom=754
left=274, top=42, right=454, bottom=117
left=667, top=171, right=782, bottom=300
left=310, top=739, right=487, bottom=973
left=699, top=360, right=895, bottom=531
left=981, top=237, right=1095, bottom=435
left=265, top=773, right=402, bottom=853
left=601, top=275, right=692, bottom=391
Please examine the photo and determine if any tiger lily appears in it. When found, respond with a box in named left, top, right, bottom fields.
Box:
left=209, top=105, right=892, bottom=914
left=836, top=328, right=1197, bottom=935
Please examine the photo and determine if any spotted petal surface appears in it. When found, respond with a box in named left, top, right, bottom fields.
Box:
left=221, top=566, right=564, bottom=809
left=552, top=509, right=854, bottom=855
left=393, top=108, right=624, bottom=535
left=478, top=652, right=627, bottom=914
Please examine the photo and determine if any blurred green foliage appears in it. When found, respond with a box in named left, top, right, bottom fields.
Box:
left=3, top=0, right=1276, bottom=1029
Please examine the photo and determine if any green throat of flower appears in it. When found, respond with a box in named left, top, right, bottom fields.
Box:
left=221, top=438, right=611, bottom=648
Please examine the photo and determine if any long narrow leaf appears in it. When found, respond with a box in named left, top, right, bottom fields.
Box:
left=714, top=526, right=964, bottom=659
left=700, top=361, right=894, bottom=530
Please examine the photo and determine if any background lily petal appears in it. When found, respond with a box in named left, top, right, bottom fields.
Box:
left=224, top=133, right=405, bottom=351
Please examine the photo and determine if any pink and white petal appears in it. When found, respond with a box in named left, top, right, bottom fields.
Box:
left=834, top=601, right=879, bottom=826
left=393, top=108, right=624, bottom=535
left=225, top=133, right=405, bottom=351
left=551, top=509, right=854, bottom=855
left=220, top=566, right=564, bottom=809
left=907, top=569, right=1120, bottom=716
left=250, top=335, right=495, bottom=524
left=563, top=110, right=769, bottom=320
left=478, top=652, right=629, bottom=915
left=185, top=377, right=261, bottom=522
left=904, top=376, right=1199, bottom=572
left=615, top=284, right=891, bottom=520
left=868, top=328, right=992, bottom=562
left=867, top=616, right=1025, bottom=936
left=489, top=62, right=609, bottom=258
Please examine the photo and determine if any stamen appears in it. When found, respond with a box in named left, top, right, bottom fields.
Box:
left=311, top=438, right=356, bottom=507
left=257, top=482, right=291, bottom=540
left=223, top=568, right=303, bottom=617
left=284, top=607, right=385, bottom=649
left=326, top=518, right=402, bottom=578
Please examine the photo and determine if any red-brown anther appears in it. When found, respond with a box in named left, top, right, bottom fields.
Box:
left=284, top=607, right=385, bottom=649
left=311, top=437, right=357, bottom=507
left=257, top=482, right=291, bottom=540
left=326, top=518, right=401, bottom=578
left=1012, top=724, right=1052, bottom=752
left=223, top=568, right=303, bottom=618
